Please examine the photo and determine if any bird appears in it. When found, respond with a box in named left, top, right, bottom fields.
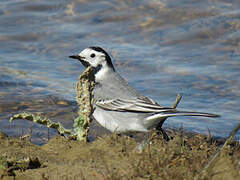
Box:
left=69, top=46, right=220, bottom=136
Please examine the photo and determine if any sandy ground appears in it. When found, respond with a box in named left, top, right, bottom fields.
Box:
left=0, top=129, right=240, bottom=180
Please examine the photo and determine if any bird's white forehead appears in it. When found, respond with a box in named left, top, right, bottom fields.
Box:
left=79, top=48, right=104, bottom=56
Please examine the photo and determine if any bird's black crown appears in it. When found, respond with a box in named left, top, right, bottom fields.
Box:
left=89, top=46, right=115, bottom=71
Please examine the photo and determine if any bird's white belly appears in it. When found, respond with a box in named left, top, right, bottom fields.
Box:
left=93, top=107, right=148, bottom=133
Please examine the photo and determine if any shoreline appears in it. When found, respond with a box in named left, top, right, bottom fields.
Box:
left=0, top=126, right=239, bottom=179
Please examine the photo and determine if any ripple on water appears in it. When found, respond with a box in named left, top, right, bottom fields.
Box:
left=0, top=0, right=240, bottom=143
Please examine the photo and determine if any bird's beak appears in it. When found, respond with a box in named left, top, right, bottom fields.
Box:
left=69, top=55, right=83, bottom=60
left=69, top=55, right=90, bottom=67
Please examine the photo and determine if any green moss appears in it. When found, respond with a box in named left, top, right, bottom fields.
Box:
left=9, top=66, right=96, bottom=141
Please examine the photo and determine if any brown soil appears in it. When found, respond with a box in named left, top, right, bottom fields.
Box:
left=0, top=130, right=239, bottom=180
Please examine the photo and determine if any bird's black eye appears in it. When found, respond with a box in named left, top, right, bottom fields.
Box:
left=90, top=53, right=95, bottom=58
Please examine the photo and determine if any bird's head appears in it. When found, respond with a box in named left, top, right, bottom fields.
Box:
left=69, top=47, right=115, bottom=72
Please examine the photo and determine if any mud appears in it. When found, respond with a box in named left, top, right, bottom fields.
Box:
left=0, top=130, right=239, bottom=180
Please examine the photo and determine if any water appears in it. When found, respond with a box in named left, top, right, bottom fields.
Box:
left=0, top=0, right=240, bottom=143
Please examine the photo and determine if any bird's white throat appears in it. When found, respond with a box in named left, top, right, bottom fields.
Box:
left=95, top=65, right=111, bottom=81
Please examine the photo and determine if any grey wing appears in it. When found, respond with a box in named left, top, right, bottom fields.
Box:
left=93, top=72, right=219, bottom=117
left=95, top=96, right=220, bottom=118
left=93, top=72, right=144, bottom=100
left=95, top=96, right=176, bottom=113
left=94, top=72, right=175, bottom=113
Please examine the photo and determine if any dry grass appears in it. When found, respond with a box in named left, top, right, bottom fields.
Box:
left=0, top=129, right=240, bottom=180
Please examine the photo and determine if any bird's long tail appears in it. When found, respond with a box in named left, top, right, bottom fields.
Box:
left=163, top=110, right=219, bottom=118
left=146, top=110, right=220, bottom=122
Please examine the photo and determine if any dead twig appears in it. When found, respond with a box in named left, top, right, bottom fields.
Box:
left=195, top=123, right=240, bottom=179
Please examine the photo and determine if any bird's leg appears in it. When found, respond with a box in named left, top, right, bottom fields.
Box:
left=135, top=138, right=150, bottom=152
left=156, top=119, right=170, bottom=141
left=157, top=127, right=170, bottom=141
left=135, top=131, right=153, bottom=152
left=156, top=93, right=182, bottom=141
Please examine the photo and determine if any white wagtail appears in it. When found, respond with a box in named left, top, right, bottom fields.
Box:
left=69, top=47, right=219, bottom=135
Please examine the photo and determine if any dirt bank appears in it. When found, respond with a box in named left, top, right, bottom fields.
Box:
left=0, top=130, right=239, bottom=180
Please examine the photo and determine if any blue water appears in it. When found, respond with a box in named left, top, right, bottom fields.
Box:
left=0, top=0, right=240, bottom=142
